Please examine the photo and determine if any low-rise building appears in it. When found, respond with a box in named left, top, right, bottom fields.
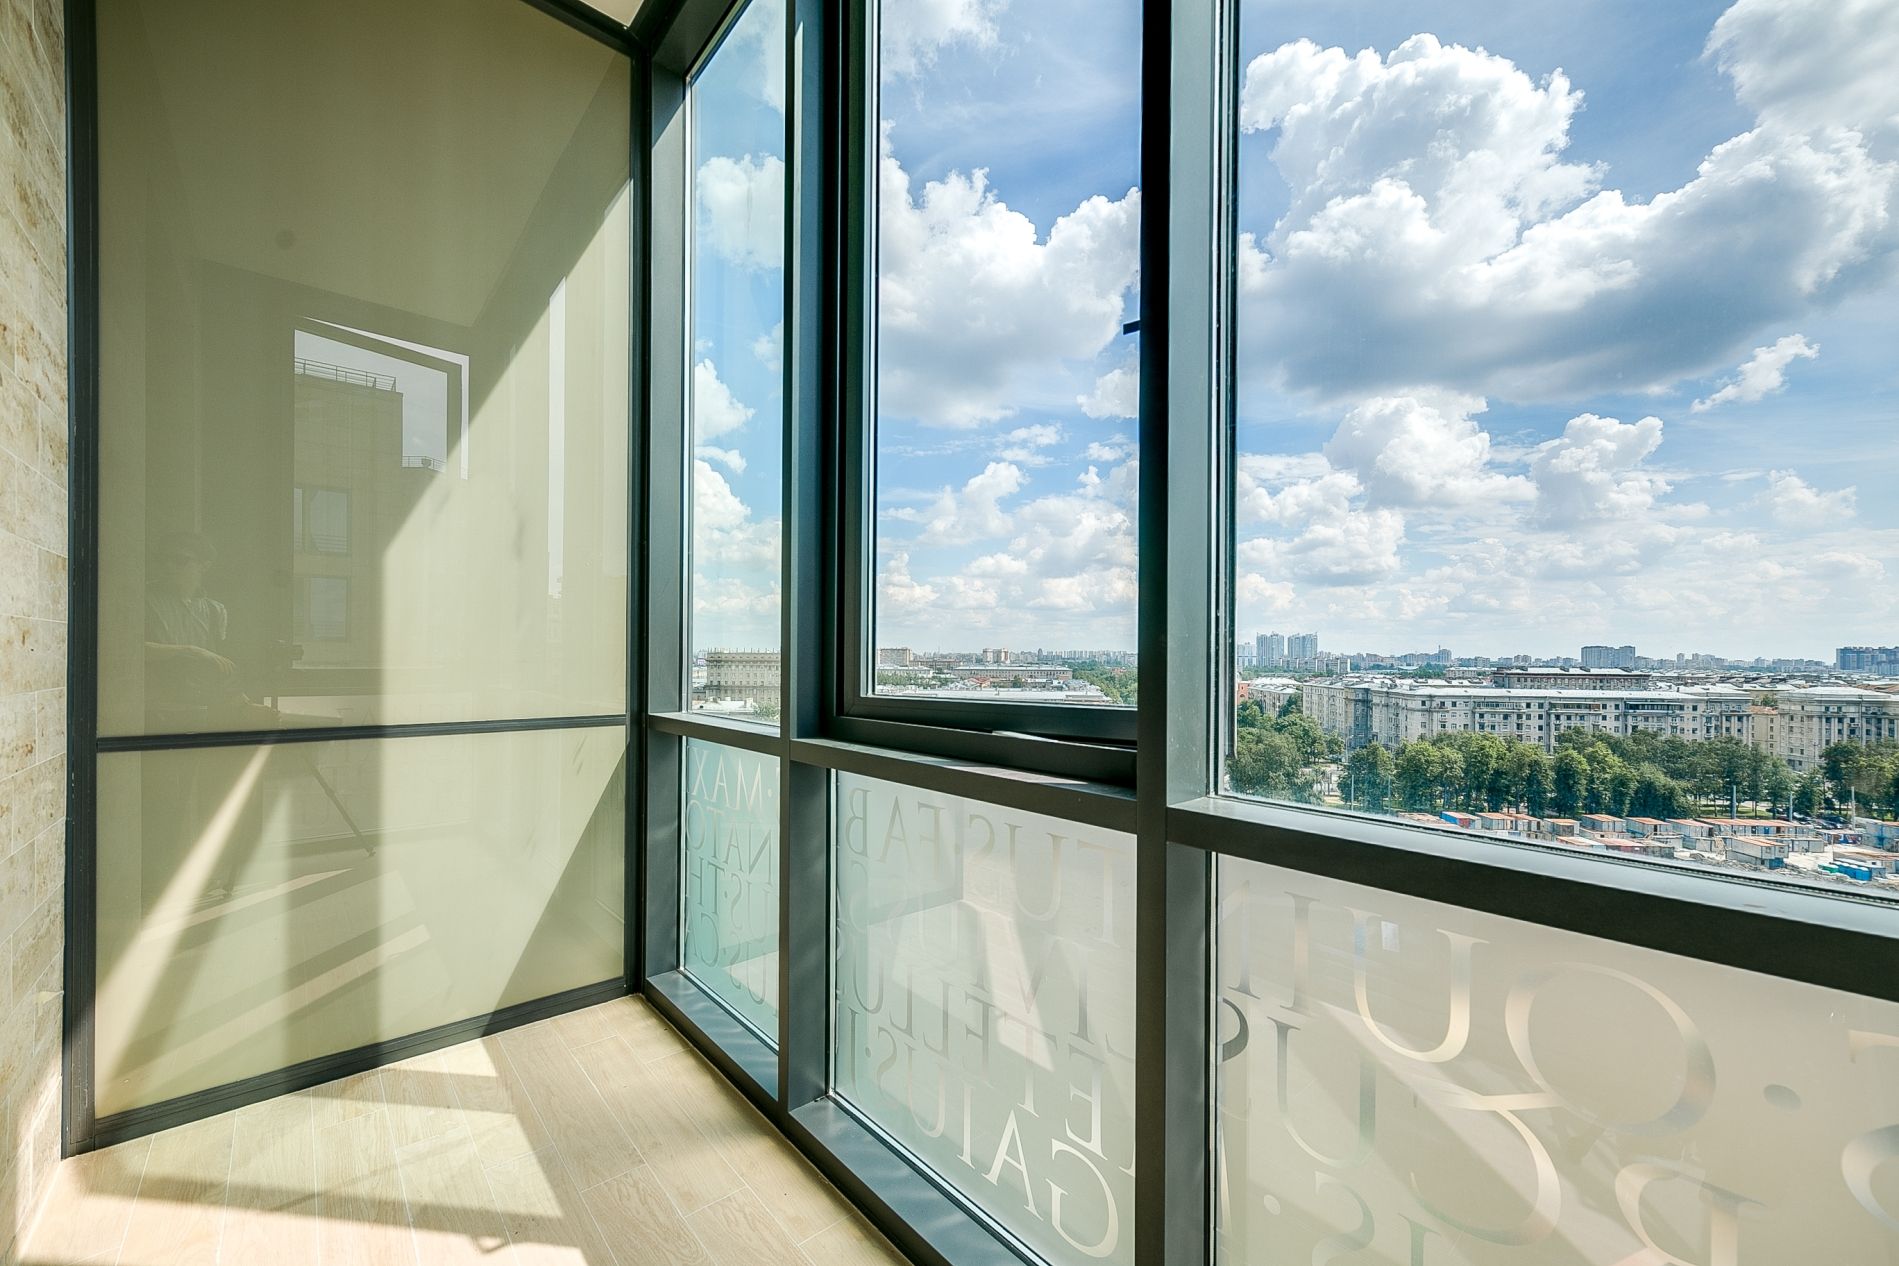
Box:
left=1723, top=835, right=1792, bottom=868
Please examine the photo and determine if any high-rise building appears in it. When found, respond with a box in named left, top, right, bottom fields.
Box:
left=1582, top=644, right=1638, bottom=669
left=1839, top=646, right=1899, bottom=676
left=1257, top=631, right=1285, bottom=667
left=1287, top=632, right=1319, bottom=662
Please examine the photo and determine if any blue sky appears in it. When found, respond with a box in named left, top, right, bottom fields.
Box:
left=693, top=0, right=1899, bottom=664
left=689, top=0, right=787, bottom=658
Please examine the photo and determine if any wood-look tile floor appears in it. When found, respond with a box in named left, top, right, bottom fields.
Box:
left=19, top=998, right=911, bottom=1266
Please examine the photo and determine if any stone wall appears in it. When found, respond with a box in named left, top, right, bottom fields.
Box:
left=0, top=0, right=68, bottom=1258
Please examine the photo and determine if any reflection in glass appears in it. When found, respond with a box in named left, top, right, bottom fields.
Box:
left=834, top=773, right=1137, bottom=1266
left=869, top=0, right=1142, bottom=704
left=681, top=739, right=779, bottom=1035
left=1215, top=854, right=1899, bottom=1262
left=1226, top=1, right=1899, bottom=895
left=687, top=0, right=785, bottom=722
left=97, top=0, right=631, bottom=736
left=95, top=726, right=626, bottom=1115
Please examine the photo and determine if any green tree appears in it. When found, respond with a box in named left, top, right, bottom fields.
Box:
left=1823, top=741, right=1864, bottom=808
left=1395, top=743, right=1464, bottom=812
left=1630, top=764, right=1689, bottom=819
left=1552, top=748, right=1590, bottom=817
left=1512, top=745, right=1552, bottom=815
left=1229, top=729, right=1307, bottom=801
left=1345, top=743, right=1395, bottom=812
left=1793, top=771, right=1827, bottom=817
left=1761, top=763, right=1795, bottom=817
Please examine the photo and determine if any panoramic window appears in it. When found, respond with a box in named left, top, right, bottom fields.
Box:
left=687, top=0, right=787, bottom=723
left=1226, top=0, right=1899, bottom=894
left=868, top=0, right=1142, bottom=708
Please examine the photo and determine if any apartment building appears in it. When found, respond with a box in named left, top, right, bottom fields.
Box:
left=1305, top=678, right=1742, bottom=752
left=1306, top=677, right=1899, bottom=770
left=1773, top=686, right=1899, bottom=770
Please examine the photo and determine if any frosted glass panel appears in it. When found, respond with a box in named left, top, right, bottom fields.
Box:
left=1215, top=856, right=1899, bottom=1264
left=681, top=739, right=779, bottom=1035
left=95, top=0, right=631, bottom=736
left=95, top=727, right=626, bottom=1115
left=834, top=774, right=1137, bottom=1266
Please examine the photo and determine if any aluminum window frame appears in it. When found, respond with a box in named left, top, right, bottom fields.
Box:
left=826, top=0, right=1142, bottom=765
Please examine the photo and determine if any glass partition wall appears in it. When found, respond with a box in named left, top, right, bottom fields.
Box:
left=75, top=0, right=633, bottom=1137
left=67, top=1, right=1899, bottom=1265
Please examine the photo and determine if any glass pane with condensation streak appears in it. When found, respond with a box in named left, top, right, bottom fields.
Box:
left=1215, top=854, right=1899, bottom=1264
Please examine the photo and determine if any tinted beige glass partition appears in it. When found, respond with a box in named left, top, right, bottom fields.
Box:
left=96, top=0, right=629, bottom=736
left=93, top=0, right=630, bottom=1113
left=95, top=729, right=626, bottom=1113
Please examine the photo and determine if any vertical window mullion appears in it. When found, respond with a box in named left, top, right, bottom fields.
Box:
left=778, top=0, right=831, bottom=1109
left=1137, top=0, right=1228, bottom=1263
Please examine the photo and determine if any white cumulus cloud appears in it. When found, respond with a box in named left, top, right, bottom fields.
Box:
left=1763, top=469, right=1857, bottom=528
left=880, top=0, right=1008, bottom=78
left=1079, top=365, right=1139, bottom=419
left=1708, top=0, right=1899, bottom=150
left=1322, top=392, right=1532, bottom=507
left=877, top=134, right=1139, bottom=428
left=692, top=359, right=754, bottom=442
left=1691, top=334, right=1819, bottom=411
left=698, top=154, right=784, bottom=271
left=1235, top=26, right=1899, bottom=403
left=1528, top=413, right=1670, bottom=527
left=895, top=460, right=1026, bottom=542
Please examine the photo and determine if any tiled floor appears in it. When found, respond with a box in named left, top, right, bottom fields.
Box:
left=18, top=997, right=909, bottom=1265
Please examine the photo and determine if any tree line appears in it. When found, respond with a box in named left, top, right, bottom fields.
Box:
left=1229, top=697, right=1899, bottom=822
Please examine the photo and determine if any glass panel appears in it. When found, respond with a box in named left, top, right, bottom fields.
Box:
left=95, top=726, right=626, bottom=1115
left=1214, top=854, right=1899, bottom=1263
left=681, top=738, right=780, bottom=1035
left=834, top=773, right=1137, bottom=1265
left=96, top=0, right=631, bottom=736
left=1227, top=0, right=1899, bottom=893
left=868, top=0, right=1142, bottom=705
left=687, top=0, right=786, bottom=723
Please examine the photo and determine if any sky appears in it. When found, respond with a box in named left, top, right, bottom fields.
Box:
left=691, top=0, right=1899, bottom=665
left=689, top=0, right=788, bottom=659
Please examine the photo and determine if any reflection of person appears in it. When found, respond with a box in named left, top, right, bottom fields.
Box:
left=144, top=533, right=278, bottom=731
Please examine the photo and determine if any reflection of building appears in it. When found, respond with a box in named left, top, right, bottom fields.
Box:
left=290, top=357, right=411, bottom=667
left=701, top=650, right=780, bottom=709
